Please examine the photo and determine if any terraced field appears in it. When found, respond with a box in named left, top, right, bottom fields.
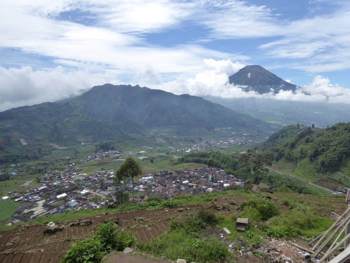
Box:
left=0, top=191, right=346, bottom=263
left=0, top=206, right=198, bottom=263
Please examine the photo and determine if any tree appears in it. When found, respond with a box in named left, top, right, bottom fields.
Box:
left=115, top=157, right=142, bottom=204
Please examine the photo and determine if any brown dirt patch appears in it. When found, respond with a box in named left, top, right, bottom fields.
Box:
left=103, top=252, right=170, bottom=263
left=0, top=206, right=199, bottom=263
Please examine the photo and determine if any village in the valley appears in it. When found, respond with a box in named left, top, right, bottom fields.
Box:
left=1, top=148, right=244, bottom=224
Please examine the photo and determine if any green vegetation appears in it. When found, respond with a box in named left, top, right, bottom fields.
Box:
left=0, top=200, right=18, bottom=222
left=180, top=151, right=325, bottom=194
left=0, top=177, right=36, bottom=195
left=81, top=156, right=205, bottom=175
left=0, top=84, right=271, bottom=163
left=263, top=123, right=350, bottom=187
left=266, top=204, right=332, bottom=238
left=115, top=157, right=142, bottom=204
left=63, top=222, right=134, bottom=263
left=63, top=238, right=104, bottom=263
left=116, top=157, right=142, bottom=183
left=141, top=211, right=229, bottom=263
left=230, top=197, right=333, bottom=247
left=96, top=222, right=134, bottom=252
left=240, top=198, right=279, bottom=221
left=27, top=190, right=241, bottom=227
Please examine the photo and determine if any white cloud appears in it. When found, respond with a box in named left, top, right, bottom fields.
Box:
left=301, top=75, right=350, bottom=103
left=0, top=66, right=118, bottom=111
left=157, top=58, right=257, bottom=97
left=259, top=5, right=350, bottom=72
left=0, top=0, right=350, bottom=111
left=0, top=0, right=241, bottom=76
left=0, top=60, right=349, bottom=112
left=197, top=0, right=282, bottom=39
left=90, top=0, right=194, bottom=33
left=187, top=0, right=350, bottom=73
left=157, top=60, right=350, bottom=104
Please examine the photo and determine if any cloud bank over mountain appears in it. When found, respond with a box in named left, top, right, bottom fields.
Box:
left=0, top=0, right=349, bottom=110
left=158, top=59, right=350, bottom=104
left=0, top=58, right=349, bottom=111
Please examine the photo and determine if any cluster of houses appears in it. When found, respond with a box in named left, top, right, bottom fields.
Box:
left=7, top=163, right=116, bottom=222
left=132, top=167, right=244, bottom=200
left=4, top=164, right=243, bottom=223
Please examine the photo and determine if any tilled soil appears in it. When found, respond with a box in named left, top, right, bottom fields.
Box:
left=0, top=206, right=197, bottom=263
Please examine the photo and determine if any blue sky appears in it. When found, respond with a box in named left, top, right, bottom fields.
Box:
left=0, top=0, right=350, bottom=110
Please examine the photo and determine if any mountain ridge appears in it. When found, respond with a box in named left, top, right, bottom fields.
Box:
left=0, top=84, right=273, bottom=162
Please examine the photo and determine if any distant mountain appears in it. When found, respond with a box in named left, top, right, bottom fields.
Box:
left=229, top=65, right=297, bottom=94
left=0, top=84, right=273, bottom=162
left=207, top=97, right=350, bottom=127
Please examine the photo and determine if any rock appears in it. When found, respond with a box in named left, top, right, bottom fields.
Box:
left=5, top=242, right=13, bottom=247
left=223, top=227, right=231, bottom=234
left=176, top=259, right=187, bottom=263
left=236, top=218, right=249, bottom=231
left=44, top=222, right=64, bottom=234
left=123, top=247, right=133, bottom=254
left=177, top=208, right=184, bottom=212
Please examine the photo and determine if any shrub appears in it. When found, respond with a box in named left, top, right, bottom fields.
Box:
left=63, top=238, right=103, bottom=263
left=241, top=198, right=279, bottom=221
left=197, top=210, right=218, bottom=226
left=96, top=222, right=134, bottom=252
left=170, top=210, right=218, bottom=233
left=161, top=200, right=178, bottom=208
left=63, top=222, right=135, bottom=263
left=189, top=237, right=228, bottom=263
left=142, top=230, right=229, bottom=263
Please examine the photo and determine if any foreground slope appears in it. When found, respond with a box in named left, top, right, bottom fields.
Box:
left=0, top=84, right=272, bottom=162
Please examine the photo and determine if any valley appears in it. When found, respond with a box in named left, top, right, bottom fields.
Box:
left=1, top=121, right=350, bottom=262
left=2, top=1, right=350, bottom=261
left=0, top=71, right=349, bottom=263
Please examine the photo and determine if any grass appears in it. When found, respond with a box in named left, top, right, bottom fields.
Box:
left=294, top=159, right=318, bottom=180
left=266, top=206, right=332, bottom=238
left=81, top=159, right=123, bottom=174
left=141, top=230, right=230, bottom=263
left=0, top=190, right=248, bottom=231
left=1, top=188, right=345, bottom=245
left=272, top=159, right=350, bottom=190
left=0, top=189, right=344, bottom=263
left=141, top=159, right=205, bottom=174
left=0, top=199, right=18, bottom=222
left=82, top=157, right=205, bottom=175
left=14, top=189, right=344, bottom=226
left=0, top=176, right=38, bottom=196
left=140, top=211, right=230, bottom=263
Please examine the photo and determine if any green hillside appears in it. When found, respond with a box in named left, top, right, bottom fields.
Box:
left=0, top=84, right=273, bottom=163
left=262, top=123, right=350, bottom=189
